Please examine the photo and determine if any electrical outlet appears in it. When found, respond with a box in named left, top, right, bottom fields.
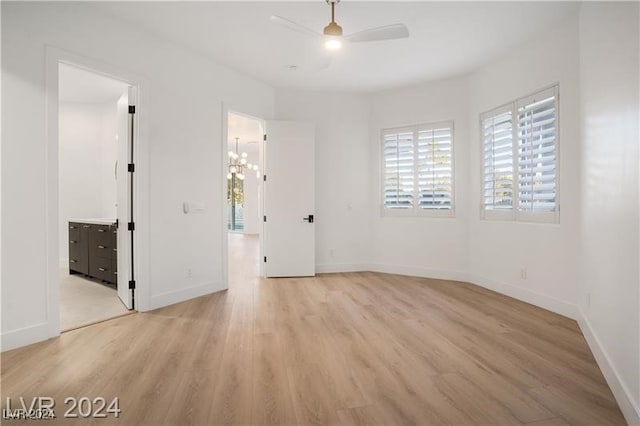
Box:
left=520, top=268, right=527, bottom=279
left=186, top=268, right=193, bottom=279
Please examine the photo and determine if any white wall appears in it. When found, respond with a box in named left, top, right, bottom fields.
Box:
left=58, top=100, right=119, bottom=264
left=2, top=2, right=274, bottom=350
left=467, top=14, right=581, bottom=317
left=274, top=89, right=372, bottom=272
left=578, top=2, right=640, bottom=422
left=369, top=77, right=470, bottom=280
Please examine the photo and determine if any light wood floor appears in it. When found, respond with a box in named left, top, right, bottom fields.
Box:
left=1, top=234, right=625, bottom=425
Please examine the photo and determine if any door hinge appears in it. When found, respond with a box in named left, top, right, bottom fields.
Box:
left=263, top=215, right=267, bottom=222
left=264, top=256, right=267, bottom=263
left=263, top=174, right=267, bottom=182
left=129, top=280, right=136, bottom=290
left=115, top=218, right=119, bottom=229
left=263, top=134, right=267, bottom=141
left=128, top=163, right=135, bottom=172
left=128, top=222, right=135, bottom=231
left=128, top=105, right=136, bottom=114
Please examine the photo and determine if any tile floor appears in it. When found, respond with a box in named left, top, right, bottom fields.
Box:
left=60, top=268, right=131, bottom=331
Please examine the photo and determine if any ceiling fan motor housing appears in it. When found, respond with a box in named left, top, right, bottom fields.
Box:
left=324, top=22, right=343, bottom=36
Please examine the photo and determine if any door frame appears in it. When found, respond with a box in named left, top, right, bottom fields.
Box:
left=221, top=105, right=266, bottom=288
left=45, top=46, right=150, bottom=336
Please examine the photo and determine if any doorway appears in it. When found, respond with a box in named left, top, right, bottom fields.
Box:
left=226, top=112, right=264, bottom=285
left=58, top=63, right=135, bottom=331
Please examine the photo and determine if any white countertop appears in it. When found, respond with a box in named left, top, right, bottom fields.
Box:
left=69, top=218, right=117, bottom=226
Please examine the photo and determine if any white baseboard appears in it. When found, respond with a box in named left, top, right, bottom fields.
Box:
left=368, top=263, right=470, bottom=283
left=578, top=312, right=640, bottom=426
left=315, top=263, right=369, bottom=274
left=148, top=281, right=227, bottom=310
left=468, top=274, right=579, bottom=320
left=1, top=321, right=58, bottom=352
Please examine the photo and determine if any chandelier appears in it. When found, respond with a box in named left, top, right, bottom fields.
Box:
left=227, top=137, right=259, bottom=181
left=227, top=137, right=259, bottom=208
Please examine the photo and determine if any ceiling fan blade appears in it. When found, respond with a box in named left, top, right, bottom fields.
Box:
left=270, top=15, right=322, bottom=39
left=345, top=24, right=409, bottom=43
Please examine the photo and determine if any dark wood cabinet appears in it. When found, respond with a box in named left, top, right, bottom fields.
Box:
left=69, top=221, right=117, bottom=285
left=68, top=222, right=89, bottom=275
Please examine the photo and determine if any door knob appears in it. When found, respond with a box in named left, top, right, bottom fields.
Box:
left=303, top=214, right=314, bottom=223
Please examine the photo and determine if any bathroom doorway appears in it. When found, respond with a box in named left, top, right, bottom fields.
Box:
left=58, top=63, right=134, bottom=330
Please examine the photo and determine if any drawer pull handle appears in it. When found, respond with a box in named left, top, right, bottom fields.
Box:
left=98, top=267, right=107, bottom=272
left=97, top=229, right=106, bottom=233
left=98, top=245, right=106, bottom=249
left=70, top=240, right=76, bottom=244
left=83, top=225, right=91, bottom=228
left=70, top=259, right=77, bottom=263
left=70, top=226, right=77, bottom=229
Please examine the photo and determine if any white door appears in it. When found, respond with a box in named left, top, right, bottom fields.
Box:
left=263, top=121, right=315, bottom=277
left=116, top=88, right=134, bottom=309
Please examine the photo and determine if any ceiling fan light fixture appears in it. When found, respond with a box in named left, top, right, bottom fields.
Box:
left=324, top=36, right=342, bottom=50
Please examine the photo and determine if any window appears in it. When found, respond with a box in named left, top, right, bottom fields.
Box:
left=382, top=121, right=454, bottom=216
left=481, top=86, right=559, bottom=223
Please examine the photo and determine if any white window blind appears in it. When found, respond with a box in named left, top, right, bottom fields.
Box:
left=482, top=107, right=513, bottom=213
left=418, top=127, right=452, bottom=209
left=480, top=85, right=559, bottom=223
left=382, top=122, right=454, bottom=216
left=383, top=131, right=414, bottom=209
left=517, top=88, right=557, bottom=214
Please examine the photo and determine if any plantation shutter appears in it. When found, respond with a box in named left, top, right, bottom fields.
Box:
left=482, top=107, right=514, bottom=211
left=417, top=126, right=453, bottom=209
left=383, top=130, right=414, bottom=209
left=517, top=87, right=557, bottom=213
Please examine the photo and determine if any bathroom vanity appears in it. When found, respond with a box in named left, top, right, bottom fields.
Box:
left=69, top=219, right=117, bottom=285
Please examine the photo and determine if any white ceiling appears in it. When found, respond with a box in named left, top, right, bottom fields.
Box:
left=97, top=1, right=579, bottom=93
left=228, top=112, right=263, bottom=151
left=59, top=63, right=130, bottom=103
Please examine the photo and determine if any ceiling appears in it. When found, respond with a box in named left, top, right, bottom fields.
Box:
left=97, top=2, right=579, bottom=93
left=228, top=112, right=263, bottom=152
left=59, top=63, right=130, bottom=103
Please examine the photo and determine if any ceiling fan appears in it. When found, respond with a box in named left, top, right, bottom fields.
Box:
left=271, top=0, right=410, bottom=51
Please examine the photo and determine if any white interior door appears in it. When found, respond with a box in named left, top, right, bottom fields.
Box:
left=263, top=121, right=315, bottom=277
left=116, top=89, right=133, bottom=309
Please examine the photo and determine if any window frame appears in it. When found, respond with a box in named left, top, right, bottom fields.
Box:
left=480, top=85, right=560, bottom=224
left=380, top=120, right=455, bottom=218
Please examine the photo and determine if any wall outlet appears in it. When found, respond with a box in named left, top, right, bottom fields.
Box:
left=186, top=268, right=193, bottom=279
left=520, top=268, right=527, bottom=279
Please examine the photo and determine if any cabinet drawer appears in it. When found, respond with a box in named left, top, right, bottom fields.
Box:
left=90, top=242, right=113, bottom=260
left=68, top=222, right=81, bottom=241
left=69, top=257, right=88, bottom=275
left=90, top=225, right=111, bottom=245
left=90, top=256, right=112, bottom=282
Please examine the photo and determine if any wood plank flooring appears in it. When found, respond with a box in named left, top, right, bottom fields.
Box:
left=1, top=234, right=626, bottom=425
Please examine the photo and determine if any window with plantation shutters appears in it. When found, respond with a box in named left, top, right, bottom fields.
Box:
left=482, top=106, right=514, bottom=219
left=517, top=87, right=557, bottom=217
left=480, top=85, right=559, bottom=223
left=382, top=121, right=454, bottom=217
left=383, top=131, right=414, bottom=209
